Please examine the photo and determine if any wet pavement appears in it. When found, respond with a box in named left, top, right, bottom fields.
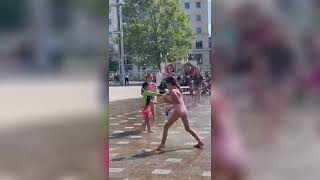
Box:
left=108, top=96, right=211, bottom=180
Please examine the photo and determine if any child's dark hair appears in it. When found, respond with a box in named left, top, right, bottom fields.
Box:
left=142, top=82, right=149, bottom=90
left=165, top=76, right=180, bottom=89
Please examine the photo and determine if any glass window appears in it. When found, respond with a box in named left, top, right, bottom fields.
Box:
left=196, top=27, right=201, bottom=34
left=196, top=15, right=201, bottom=21
left=196, top=41, right=203, bottom=49
left=195, top=54, right=203, bottom=64
left=109, top=19, right=112, bottom=25
left=185, top=2, right=190, bottom=9
left=196, top=2, right=201, bottom=8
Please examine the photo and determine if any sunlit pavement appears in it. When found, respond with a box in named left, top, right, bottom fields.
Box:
left=0, top=113, right=104, bottom=180
left=109, top=86, right=142, bottom=102
left=108, top=97, right=211, bottom=179
left=0, top=78, right=100, bottom=129
left=0, top=74, right=105, bottom=179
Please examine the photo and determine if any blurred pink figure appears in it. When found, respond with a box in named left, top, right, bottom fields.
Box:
left=235, top=6, right=294, bottom=141
left=212, top=88, right=247, bottom=180
left=102, top=142, right=108, bottom=177
left=300, top=34, right=320, bottom=90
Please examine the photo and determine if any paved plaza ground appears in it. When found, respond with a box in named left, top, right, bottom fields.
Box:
left=108, top=97, right=212, bottom=180
left=2, top=73, right=320, bottom=179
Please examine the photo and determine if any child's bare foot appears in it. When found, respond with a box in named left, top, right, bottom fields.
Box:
left=156, top=144, right=165, bottom=150
left=148, top=130, right=155, bottom=133
left=194, top=142, right=204, bottom=148
left=141, top=126, right=146, bottom=131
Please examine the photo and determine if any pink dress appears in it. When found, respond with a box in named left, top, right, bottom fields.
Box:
left=212, top=89, right=246, bottom=169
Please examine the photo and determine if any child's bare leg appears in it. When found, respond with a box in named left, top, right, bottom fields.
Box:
left=151, top=104, right=156, bottom=126
left=156, top=112, right=180, bottom=150
left=141, top=120, right=146, bottom=131
left=194, top=90, right=198, bottom=104
left=198, top=90, right=201, bottom=103
left=181, top=114, right=204, bottom=147
left=146, top=119, right=154, bottom=133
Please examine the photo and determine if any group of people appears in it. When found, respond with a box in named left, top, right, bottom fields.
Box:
left=143, top=63, right=211, bottom=106
left=139, top=63, right=209, bottom=150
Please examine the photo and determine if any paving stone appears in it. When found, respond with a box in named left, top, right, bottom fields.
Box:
left=152, top=169, right=172, bottom=175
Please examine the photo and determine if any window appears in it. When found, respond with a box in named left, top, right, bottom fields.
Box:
left=194, top=54, right=203, bottom=64
left=185, top=2, right=190, bottom=9
left=196, top=15, right=201, bottom=21
left=196, top=27, right=201, bottom=34
left=196, top=2, right=201, bottom=8
left=109, top=19, right=112, bottom=25
left=196, top=41, right=203, bottom=49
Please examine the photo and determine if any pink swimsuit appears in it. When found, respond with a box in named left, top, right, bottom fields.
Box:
left=170, top=89, right=187, bottom=115
left=213, top=89, right=247, bottom=169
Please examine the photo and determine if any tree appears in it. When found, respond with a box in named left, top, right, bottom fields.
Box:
left=122, top=0, right=194, bottom=69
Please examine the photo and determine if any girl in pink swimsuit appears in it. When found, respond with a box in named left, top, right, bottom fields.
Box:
left=213, top=89, right=247, bottom=180
left=156, top=77, right=204, bottom=150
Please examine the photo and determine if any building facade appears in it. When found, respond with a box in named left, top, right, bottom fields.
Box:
left=180, top=0, right=210, bottom=71
left=0, top=0, right=105, bottom=70
left=108, top=0, right=211, bottom=79
left=108, top=0, right=119, bottom=54
left=108, top=0, right=120, bottom=73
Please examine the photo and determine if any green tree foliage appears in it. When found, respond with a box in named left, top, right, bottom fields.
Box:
left=122, top=0, right=194, bottom=68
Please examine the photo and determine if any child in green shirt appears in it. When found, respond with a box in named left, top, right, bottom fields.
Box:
left=141, top=82, right=162, bottom=133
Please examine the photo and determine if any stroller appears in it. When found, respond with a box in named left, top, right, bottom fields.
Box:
left=158, top=81, right=167, bottom=95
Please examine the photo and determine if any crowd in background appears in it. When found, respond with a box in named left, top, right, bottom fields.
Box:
left=142, top=63, right=211, bottom=107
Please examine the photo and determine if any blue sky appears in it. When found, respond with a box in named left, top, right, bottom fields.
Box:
left=208, top=0, right=211, bottom=36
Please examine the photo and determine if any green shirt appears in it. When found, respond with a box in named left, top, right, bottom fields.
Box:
left=143, top=91, right=159, bottom=107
